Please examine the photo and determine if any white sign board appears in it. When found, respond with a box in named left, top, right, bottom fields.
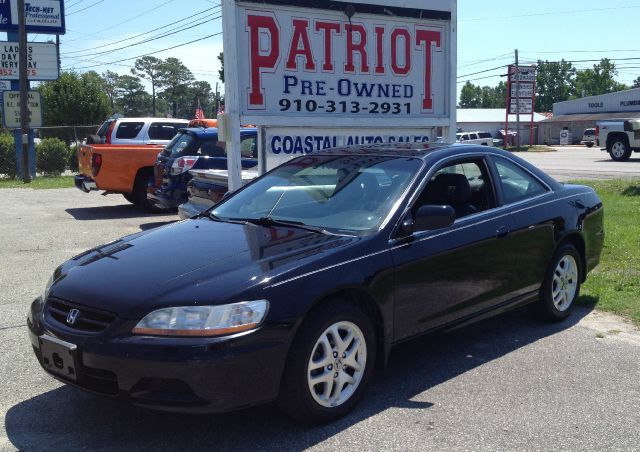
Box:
left=230, top=1, right=454, bottom=128
left=2, top=90, right=43, bottom=128
left=510, top=82, right=534, bottom=99
left=509, top=66, right=536, bottom=83
left=0, top=42, right=59, bottom=80
left=0, top=80, right=10, bottom=91
left=265, top=126, right=432, bottom=170
left=509, top=98, right=533, bottom=114
left=0, top=0, right=65, bottom=34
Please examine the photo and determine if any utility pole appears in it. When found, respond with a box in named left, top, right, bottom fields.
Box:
left=18, top=0, right=31, bottom=183
left=515, top=49, right=521, bottom=150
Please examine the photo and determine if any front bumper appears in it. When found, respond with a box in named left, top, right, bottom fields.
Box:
left=28, top=298, right=290, bottom=413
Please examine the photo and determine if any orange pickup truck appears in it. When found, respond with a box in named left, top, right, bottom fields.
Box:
left=75, top=143, right=164, bottom=210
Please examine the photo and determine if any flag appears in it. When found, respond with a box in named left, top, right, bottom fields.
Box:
left=194, top=99, right=205, bottom=120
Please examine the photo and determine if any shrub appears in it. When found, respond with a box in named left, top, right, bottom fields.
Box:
left=36, top=138, right=69, bottom=176
left=0, top=133, right=16, bottom=178
left=68, top=144, right=79, bottom=173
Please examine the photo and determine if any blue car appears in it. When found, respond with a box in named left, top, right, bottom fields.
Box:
left=148, top=127, right=258, bottom=210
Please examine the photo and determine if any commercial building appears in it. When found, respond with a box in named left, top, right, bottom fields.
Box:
left=539, top=88, right=640, bottom=145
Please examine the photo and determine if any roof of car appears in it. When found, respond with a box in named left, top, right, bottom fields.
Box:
left=181, top=127, right=258, bottom=138
left=314, top=142, right=456, bottom=158
left=112, top=117, right=190, bottom=122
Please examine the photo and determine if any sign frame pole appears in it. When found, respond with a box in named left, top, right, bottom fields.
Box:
left=18, top=0, right=31, bottom=182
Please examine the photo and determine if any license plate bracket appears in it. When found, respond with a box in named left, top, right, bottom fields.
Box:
left=38, top=335, right=78, bottom=381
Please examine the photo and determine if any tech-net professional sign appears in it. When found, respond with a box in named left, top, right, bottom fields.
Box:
left=0, top=0, right=65, bottom=34
left=234, top=2, right=452, bottom=123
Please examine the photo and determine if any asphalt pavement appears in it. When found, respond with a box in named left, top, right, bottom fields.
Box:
left=1, top=155, right=640, bottom=451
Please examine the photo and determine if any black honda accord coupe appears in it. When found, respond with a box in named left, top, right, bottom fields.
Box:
left=28, top=144, right=604, bottom=423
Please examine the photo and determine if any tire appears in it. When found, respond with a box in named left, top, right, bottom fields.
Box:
left=277, top=299, right=376, bottom=424
left=122, top=192, right=136, bottom=204
left=608, top=139, right=632, bottom=161
left=86, top=134, right=102, bottom=144
left=586, top=142, right=594, bottom=148
left=132, top=169, right=159, bottom=212
left=529, top=244, right=581, bottom=322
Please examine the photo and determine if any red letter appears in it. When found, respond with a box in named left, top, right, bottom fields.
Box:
left=247, top=15, right=280, bottom=107
left=391, top=28, right=411, bottom=75
left=315, top=21, right=341, bottom=72
left=415, top=29, right=441, bottom=110
left=286, top=19, right=316, bottom=71
left=344, top=23, right=369, bottom=73
left=374, top=26, right=385, bottom=74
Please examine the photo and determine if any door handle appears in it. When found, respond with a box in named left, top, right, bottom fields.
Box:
left=496, top=226, right=509, bottom=238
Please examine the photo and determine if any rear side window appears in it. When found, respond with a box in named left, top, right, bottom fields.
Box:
left=494, top=158, right=548, bottom=204
left=96, top=120, right=113, bottom=137
left=148, top=122, right=185, bottom=140
left=478, top=132, right=492, bottom=138
left=469, top=133, right=479, bottom=140
left=241, top=135, right=257, bottom=158
left=196, top=140, right=226, bottom=157
left=115, top=122, right=144, bottom=139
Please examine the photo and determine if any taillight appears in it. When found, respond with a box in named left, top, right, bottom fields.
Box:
left=91, top=153, right=103, bottom=177
left=105, top=121, right=116, bottom=144
left=170, top=157, right=199, bottom=175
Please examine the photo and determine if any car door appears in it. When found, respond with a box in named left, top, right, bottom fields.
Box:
left=488, top=155, right=557, bottom=298
left=391, top=155, right=519, bottom=341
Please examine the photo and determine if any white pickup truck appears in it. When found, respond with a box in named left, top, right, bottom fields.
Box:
left=455, top=131, right=494, bottom=146
left=596, top=119, right=640, bottom=161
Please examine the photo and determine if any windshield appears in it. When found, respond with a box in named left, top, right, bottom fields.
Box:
left=212, top=155, right=422, bottom=235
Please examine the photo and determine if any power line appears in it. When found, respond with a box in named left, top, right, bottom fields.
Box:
left=63, top=32, right=222, bottom=71
left=457, top=65, right=507, bottom=79
left=64, top=15, right=219, bottom=60
left=67, top=0, right=104, bottom=16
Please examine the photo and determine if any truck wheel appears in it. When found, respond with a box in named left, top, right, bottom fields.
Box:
left=132, top=169, right=159, bottom=212
left=609, top=140, right=632, bottom=161
left=122, top=193, right=135, bottom=204
left=586, top=142, right=594, bottom=148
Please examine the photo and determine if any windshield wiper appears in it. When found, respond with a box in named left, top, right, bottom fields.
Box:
left=204, top=213, right=248, bottom=225
left=230, top=217, right=337, bottom=235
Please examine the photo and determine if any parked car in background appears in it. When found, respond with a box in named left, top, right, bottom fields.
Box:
left=75, top=143, right=164, bottom=211
left=30, top=144, right=604, bottom=423
left=89, top=117, right=189, bottom=145
left=456, top=131, right=494, bottom=146
left=596, top=119, right=640, bottom=161
left=581, top=128, right=597, bottom=148
left=147, top=127, right=258, bottom=210
left=178, top=168, right=258, bottom=219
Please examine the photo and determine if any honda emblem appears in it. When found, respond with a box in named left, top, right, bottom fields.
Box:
left=66, top=308, right=80, bottom=325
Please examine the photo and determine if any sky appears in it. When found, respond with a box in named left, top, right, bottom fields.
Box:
left=21, top=0, right=640, bottom=101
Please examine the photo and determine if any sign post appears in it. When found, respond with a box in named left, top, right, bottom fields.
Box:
left=0, top=0, right=65, bottom=181
left=222, top=0, right=457, bottom=188
left=505, top=62, right=536, bottom=147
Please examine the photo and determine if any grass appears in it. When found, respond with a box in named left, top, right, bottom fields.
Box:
left=0, top=175, right=75, bottom=189
left=574, top=179, right=640, bottom=325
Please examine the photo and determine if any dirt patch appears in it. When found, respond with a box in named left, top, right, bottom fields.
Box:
left=579, top=310, right=640, bottom=346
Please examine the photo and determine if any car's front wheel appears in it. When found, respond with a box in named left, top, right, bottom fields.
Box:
left=278, top=300, right=376, bottom=423
left=530, top=244, right=581, bottom=322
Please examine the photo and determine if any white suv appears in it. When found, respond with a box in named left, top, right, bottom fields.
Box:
left=455, top=131, right=494, bottom=146
left=90, top=117, right=189, bottom=145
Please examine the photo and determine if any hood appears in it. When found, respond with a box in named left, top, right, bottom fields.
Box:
left=50, top=218, right=359, bottom=318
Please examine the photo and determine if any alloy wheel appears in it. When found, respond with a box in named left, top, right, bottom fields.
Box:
left=551, top=255, right=578, bottom=312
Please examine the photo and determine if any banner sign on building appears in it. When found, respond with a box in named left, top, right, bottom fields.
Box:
left=2, top=90, right=43, bottom=128
left=0, top=0, right=65, bottom=34
left=0, top=42, right=59, bottom=80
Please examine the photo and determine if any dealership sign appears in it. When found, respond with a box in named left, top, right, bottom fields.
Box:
left=0, top=41, right=58, bottom=80
left=0, top=0, right=65, bottom=34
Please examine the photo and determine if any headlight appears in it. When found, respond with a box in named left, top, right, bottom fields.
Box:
left=132, top=300, right=269, bottom=337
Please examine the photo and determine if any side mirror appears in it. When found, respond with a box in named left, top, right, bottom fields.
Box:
left=414, top=205, right=455, bottom=232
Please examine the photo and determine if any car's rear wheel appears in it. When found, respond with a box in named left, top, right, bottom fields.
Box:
left=609, top=139, right=631, bottom=161
left=278, top=300, right=376, bottom=424
left=586, top=142, right=594, bottom=148
left=122, top=192, right=135, bottom=204
left=132, top=169, right=159, bottom=212
left=530, top=244, right=581, bottom=322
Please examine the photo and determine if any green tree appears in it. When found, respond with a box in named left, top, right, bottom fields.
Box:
left=633, top=77, right=640, bottom=89
left=114, top=74, right=152, bottom=116
left=158, top=57, right=195, bottom=118
left=218, top=52, right=224, bottom=83
left=132, top=56, right=164, bottom=116
left=574, top=58, right=625, bottom=97
left=535, top=60, right=576, bottom=112
left=38, top=71, right=111, bottom=142
left=101, top=70, right=120, bottom=111
left=459, top=81, right=482, bottom=108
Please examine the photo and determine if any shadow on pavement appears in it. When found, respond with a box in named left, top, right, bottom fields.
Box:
left=66, top=205, right=166, bottom=221
left=5, top=306, right=593, bottom=451
left=622, top=185, right=640, bottom=197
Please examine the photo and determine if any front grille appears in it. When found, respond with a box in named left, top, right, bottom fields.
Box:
left=46, top=297, right=116, bottom=333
